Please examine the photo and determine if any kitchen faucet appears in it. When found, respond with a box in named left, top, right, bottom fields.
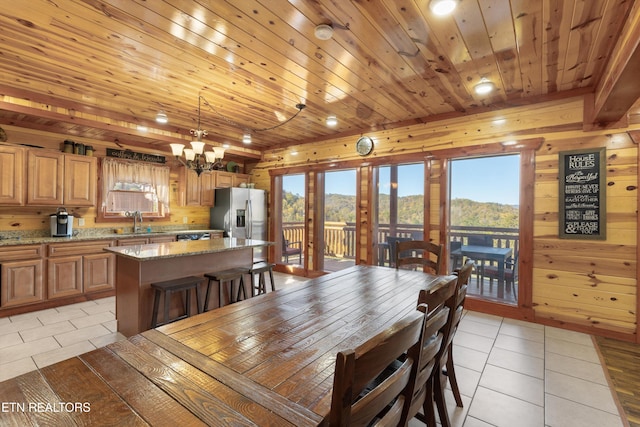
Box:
left=125, top=210, right=143, bottom=233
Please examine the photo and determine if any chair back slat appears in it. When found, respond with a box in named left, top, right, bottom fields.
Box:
left=328, top=310, right=425, bottom=427
left=395, top=240, right=443, bottom=274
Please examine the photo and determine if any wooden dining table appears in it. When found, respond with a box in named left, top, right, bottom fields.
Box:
left=0, top=265, right=457, bottom=426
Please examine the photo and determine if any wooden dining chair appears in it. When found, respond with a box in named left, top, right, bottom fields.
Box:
left=395, top=240, right=444, bottom=274
left=401, top=275, right=459, bottom=427
left=327, top=310, right=425, bottom=427
left=431, top=259, right=474, bottom=427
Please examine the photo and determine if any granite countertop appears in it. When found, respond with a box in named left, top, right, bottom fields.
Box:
left=104, top=238, right=274, bottom=261
left=0, top=229, right=224, bottom=247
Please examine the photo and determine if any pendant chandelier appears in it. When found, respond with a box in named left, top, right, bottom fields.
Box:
left=170, top=96, right=225, bottom=176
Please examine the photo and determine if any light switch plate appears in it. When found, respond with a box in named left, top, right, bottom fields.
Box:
left=78, top=218, right=85, bottom=226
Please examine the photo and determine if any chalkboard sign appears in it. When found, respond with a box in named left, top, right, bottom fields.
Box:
left=559, top=148, right=606, bottom=239
left=107, top=148, right=166, bottom=164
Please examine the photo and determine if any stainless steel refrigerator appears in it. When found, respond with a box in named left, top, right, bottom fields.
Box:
left=210, top=187, right=267, bottom=259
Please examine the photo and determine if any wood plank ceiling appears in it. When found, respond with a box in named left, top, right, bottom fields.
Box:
left=0, top=0, right=639, bottom=161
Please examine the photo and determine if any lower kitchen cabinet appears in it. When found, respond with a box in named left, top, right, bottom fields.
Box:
left=0, top=259, right=44, bottom=308
left=47, top=256, right=83, bottom=299
left=47, top=240, right=116, bottom=299
left=83, top=252, right=115, bottom=293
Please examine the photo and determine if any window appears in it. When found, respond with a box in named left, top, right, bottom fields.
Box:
left=99, top=158, right=170, bottom=220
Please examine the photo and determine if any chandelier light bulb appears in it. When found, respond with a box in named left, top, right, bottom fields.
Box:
left=204, top=151, right=216, bottom=163
left=169, top=143, right=185, bottom=156
left=183, top=148, right=196, bottom=161
left=190, top=140, right=205, bottom=155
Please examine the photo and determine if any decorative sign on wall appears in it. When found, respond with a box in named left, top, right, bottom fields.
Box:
left=559, top=147, right=606, bottom=239
left=106, top=148, right=165, bottom=164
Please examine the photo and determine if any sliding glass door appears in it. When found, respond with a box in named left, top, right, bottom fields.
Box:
left=373, top=163, right=425, bottom=267
left=448, top=155, right=520, bottom=305
left=280, top=174, right=305, bottom=267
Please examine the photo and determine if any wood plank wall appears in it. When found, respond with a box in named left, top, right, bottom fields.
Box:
left=252, top=95, right=639, bottom=341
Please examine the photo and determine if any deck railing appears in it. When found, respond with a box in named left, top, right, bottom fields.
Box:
left=282, top=222, right=519, bottom=261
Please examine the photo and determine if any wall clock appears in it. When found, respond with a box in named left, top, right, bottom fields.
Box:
left=356, top=136, right=374, bottom=156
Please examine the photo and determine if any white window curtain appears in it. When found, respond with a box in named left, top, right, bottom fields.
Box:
left=101, top=158, right=170, bottom=213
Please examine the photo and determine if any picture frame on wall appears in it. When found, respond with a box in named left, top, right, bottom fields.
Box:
left=558, top=147, right=606, bottom=240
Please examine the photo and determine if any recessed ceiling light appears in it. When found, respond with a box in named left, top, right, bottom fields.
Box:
left=137, top=125, right=148, bottom=132
left=242, top=133, right=252, bottom=144
left=155, top=111, right=168, bottom=124
left=430, top=0, right=457, bottom=16
left=474, top=79, right=495, bottom=95
left=326, top=115, right=338, bottom=127
left=314, top=24, right=334, bottom=40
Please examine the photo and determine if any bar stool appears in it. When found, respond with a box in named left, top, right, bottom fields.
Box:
left=249, top=262, right=276, bottom=296
left=203, top=267, right=249, bottom=311
left=150, top=276, right=203, bottom=328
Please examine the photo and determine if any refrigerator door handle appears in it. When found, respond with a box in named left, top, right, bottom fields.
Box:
left=246, top=199, right=252, bottom=238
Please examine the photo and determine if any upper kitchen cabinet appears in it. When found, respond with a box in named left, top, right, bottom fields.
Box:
left=0, top=144, right=25, bottom=205
left=64, top=155, right=97, bottom=206
left=27, top=150, right=64, bottom=205
left=27, top=150, right=97, bottom=206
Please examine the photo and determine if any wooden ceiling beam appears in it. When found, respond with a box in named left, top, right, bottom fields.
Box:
left=584, top=1, right=640, bottom=130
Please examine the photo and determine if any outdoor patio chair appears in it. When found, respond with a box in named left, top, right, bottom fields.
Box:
left=386, top=236, right=412, bottom=267
left=282, top=232, right=302, bottom=264
left=483, top=251, right=518, bottom=295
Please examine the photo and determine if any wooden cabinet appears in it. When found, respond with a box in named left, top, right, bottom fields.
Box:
left=149, top=235, right=176, bottom=243
left=1, top=258, right=44, bottom=308
left=0, top=144, right=25, bottom=205
left=64, top=155, right=97, bottom=206
left=215, top=171, right=234, bottom=188
left=233, top=174, right=250, bottom=187
left=83, top=252, right=115, bottom=293
left=117, top=237, right=149, bottom=246
left=47, top=256, right=83, bottom=299
left=179, top=168, right=249, bottom=206
left=27, top=150, right=64, bottom=205
left=0, top=244, right=44, bottom=308
left=26, top=150, right=97, bottom=206
left=184, top=169, right=216, bottom=206
left=200, top=171, right=216, bottom=206
left=47, top=240, right=116, bottom=299
left=184, top=169, right=201, bottom=206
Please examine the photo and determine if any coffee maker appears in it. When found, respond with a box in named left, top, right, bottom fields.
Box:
left=50, top=207, right=74, bottom=237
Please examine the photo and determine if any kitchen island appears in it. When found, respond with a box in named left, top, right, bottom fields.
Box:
left=105, top=238, right=273, bottom=336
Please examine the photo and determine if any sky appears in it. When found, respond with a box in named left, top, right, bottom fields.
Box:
left=282, top=154, right=520, bottom=206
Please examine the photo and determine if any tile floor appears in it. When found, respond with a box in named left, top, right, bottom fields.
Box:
left=0, top=273, right=626, bottom=427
